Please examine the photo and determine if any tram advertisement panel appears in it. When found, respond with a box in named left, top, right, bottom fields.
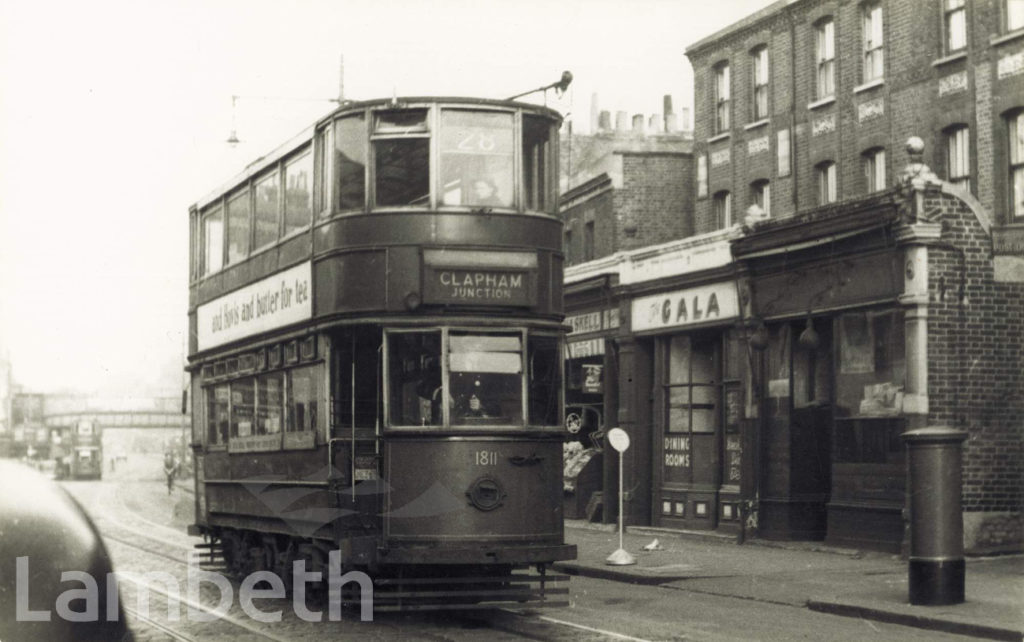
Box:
left=197, top=262, right=312, bottom=350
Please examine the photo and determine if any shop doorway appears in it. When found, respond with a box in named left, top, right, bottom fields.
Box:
left=653, top=330, right=741, bottom=529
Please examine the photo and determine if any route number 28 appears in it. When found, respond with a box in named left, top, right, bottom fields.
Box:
left=475, top=450, right=498, bottom=466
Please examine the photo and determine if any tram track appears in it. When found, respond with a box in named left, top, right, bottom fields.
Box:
left=86, top=480, right=643, bottom=641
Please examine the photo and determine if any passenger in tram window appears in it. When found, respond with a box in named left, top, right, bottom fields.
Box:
left=470, top=177, right=503, bottom=207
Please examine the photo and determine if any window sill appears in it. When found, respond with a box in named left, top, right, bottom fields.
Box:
left=853, top=79, right=884, bottom=94
left=708, top=132, right=731, bottom=143
left=807, top=96, right=836, bottom=110
left=991, top=28, right=1024, bottom=48
left=932, top=51, right=967, bottom=67
left=744, top=119, right=769, bottom=131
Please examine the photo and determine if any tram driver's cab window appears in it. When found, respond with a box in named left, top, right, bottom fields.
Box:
left=449, top=332, right=522, bottom=424
left=440, top=110, right=514, bottom=208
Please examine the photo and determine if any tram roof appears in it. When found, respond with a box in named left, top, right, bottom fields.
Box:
left=191, top=96, right=564, bottom=212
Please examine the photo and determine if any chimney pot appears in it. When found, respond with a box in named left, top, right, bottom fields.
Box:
left=615, top=111, right=628, bottom=132
left=632, top=114, right=645, bottom=134
left=598, top=110, right=612, bottom=131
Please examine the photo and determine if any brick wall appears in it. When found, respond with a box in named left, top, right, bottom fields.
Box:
left=923, top=188, right=1024, bottom=543
left=614, top=152, right=693, bottom=252
left=687, top=0, right=1024, bottom=230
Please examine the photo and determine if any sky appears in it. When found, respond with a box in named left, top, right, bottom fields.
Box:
left=0, top=0, right=774, bottom=396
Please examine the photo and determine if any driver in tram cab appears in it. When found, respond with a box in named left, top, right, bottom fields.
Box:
left=456, top=379, right=496, bottom=419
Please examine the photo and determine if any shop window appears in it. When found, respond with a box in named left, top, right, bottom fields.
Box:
left=815, top=17, right=835, bottom=99
left=284, top=150, right=313, bottom=235
left=714, top=61, right=731, bottom=134
left=230, top=378, right=255, bottom=438
left=945, top=125, right=971, bottom=192
left=944, top=0, right=967, bottom=54
left=440, top=110, right=514, bottom=208
left=666, top=336, right=719, bottom=436
left=226, top=188, right=250, bottom=264
left=862, top=2, right=885, bottom=83
left=835, top=310, right=905, bottom=418
left=750, top=45, right=769, bottom=121
left=793, top=319, right=832, bottom=409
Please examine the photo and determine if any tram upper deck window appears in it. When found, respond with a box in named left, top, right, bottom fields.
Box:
left=226, top=188, right=250, bottom=265
left=334, top=113, right=366, bottom=212
left=284, top=150, right=312, bottom=236
left=450, top=332, right=523, bottom=425
left=523, top=115, right=553, bottom=212
left=254, top=170, right=280, bottom=249
left=374, top=109, right=429, bottom=207
left=201, top=205, right=223, bottom=276
left=440, top=110, right=514, bottom=208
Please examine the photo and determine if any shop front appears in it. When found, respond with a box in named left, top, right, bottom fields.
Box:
left=733, top=200, right=913, bottom=551
left=630, top=278, right=744, bottom=533
left=563, top=274, right=620, bottom=522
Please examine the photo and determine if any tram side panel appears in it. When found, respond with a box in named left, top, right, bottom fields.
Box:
left=383, top=438, right=566, bottom=564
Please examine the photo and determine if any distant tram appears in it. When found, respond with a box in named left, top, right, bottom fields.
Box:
left=54, top=420, right=103, bottom=480
left=187, top=94, right=574, bottom=609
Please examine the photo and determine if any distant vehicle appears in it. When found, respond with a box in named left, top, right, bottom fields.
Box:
left=53, top=420, right=103, bottom=480
left=186, top=94, right=575, bottom=610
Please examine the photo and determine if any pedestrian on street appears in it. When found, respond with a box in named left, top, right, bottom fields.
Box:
left=163, top=452, right=177, bottom=495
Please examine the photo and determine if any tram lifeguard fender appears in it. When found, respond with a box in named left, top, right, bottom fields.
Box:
left=0, top=461, right=132, bottom=641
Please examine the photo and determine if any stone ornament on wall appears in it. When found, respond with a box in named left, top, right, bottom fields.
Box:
left=858, top=98, right=885, bottom=123
left=747, top=136, right=769, bottom=155
left=998, top=51, right=1024, bottom=79
left=711, top=148, right=731, bottom=167
left=812, top=114, right=836, bottom=136
left=938, top=71, right=968, bottom=96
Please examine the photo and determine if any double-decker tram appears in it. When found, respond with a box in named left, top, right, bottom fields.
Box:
left=53, top=420, right=103, bottom=480
left=187, top=95, right=575, bottom=610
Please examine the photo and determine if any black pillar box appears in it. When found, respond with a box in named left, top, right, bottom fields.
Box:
left=901, top=426, right=968, bottom=606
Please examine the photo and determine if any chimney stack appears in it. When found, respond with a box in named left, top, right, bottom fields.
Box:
left=615, top=111, right=628, bottom=132
left=632, top=114, right=645, bottom=134
left=598, top=110, right=612, bottom=131
left=649, top=114, right=663, bottom=133
left=680, top=107, right=691, bottom=131
left=590, top=92, right=600, bottom=134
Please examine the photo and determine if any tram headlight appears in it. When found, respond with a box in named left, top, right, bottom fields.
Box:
left=404, top=291, right=422, bottom=311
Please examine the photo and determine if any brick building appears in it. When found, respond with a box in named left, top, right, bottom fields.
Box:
left=678, top=0, right=1024, bottom=552
left=559, top=0, right=1023, bottom=553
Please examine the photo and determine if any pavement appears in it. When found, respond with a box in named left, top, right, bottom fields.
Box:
left=558, top=520, right=1024, bottom=641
